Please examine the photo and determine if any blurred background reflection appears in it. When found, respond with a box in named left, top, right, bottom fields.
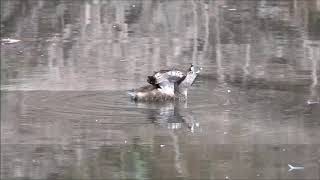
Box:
left=1, top=0, right=319, bottom=179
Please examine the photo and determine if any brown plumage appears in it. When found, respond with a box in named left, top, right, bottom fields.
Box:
left=128, top=85, right=176, bottom=102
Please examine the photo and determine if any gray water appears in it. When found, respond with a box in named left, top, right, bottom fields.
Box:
left=1, top=0, right=320, bottom=179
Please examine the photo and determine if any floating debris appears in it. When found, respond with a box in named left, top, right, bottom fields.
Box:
left=1, top=38, right=21, bottom=44
left=124, top=140, right=127, bottom=144
left=160, top=144, right=165, bottom=148
left=288, top=164, right=304, bottom=172
left=228, top=8, right=237, bottom=11
left=227, top=89, right=231, bottom=93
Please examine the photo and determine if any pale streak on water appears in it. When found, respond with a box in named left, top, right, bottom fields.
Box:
left=1, top=0, right=320, bottom=179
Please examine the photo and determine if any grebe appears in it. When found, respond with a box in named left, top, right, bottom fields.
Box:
left=128, top=64, right=202, bottom=101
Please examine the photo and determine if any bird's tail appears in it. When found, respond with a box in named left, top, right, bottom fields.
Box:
left=127, top=89, right=137, bottom=100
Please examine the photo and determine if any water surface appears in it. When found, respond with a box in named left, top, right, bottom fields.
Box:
left=1, top=0, right=320, bottom=179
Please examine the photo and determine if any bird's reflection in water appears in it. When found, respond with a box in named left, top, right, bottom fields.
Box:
left=132, top=100, right=198, bottom=177
left=133, top=101, right=199, bottom=132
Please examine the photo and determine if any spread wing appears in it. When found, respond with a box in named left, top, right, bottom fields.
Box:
left=147, top=70, right=185, bottom=96
left=147, top=70, right=185, bottom=86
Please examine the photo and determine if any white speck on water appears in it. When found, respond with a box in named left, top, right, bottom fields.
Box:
left=222, top=5, right=228, bottom=8
left=132, top=4, right=135, bottom=7
left=1, top=38, right=21, bottom=44
left=228, top=8, right=237, bottom=11
left=32, top=159, right=40, bottom=165
left=195, top=123, right=200, bottom=127
left=307, top=100, right=319, bottom=105
left=124, top=140, right=127, bottom=144
left=224, top=132, right=228, bottom=135
left=225, top=176, right=229, bottom=179
left=256, top=174, right=260, bottom=177
left=95, top=119, right=98, bottom=122
left=227, top=89, right=231, bottom=93
left=282, top=148, right=286, bottom=151
left=190, top=125, right=194, bottom=133
left=160, top=144, right=165, bottom=148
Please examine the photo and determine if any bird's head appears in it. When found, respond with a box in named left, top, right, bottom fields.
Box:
left=188, top=64, right=202, bottom=74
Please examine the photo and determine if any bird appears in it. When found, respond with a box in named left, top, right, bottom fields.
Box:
left=128, top=64, right=202, bottom=101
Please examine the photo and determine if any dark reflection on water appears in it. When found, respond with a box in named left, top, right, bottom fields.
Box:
left=1, top=0, right=320, bottom=179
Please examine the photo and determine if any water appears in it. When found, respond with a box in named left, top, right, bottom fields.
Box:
left=1, top=0, right=320, bottom=179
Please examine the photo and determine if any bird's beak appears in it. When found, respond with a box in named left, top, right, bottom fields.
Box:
left=196, top=67, right=203, bottom=73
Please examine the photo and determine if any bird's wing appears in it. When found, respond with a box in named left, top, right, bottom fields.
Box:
left=157, top=79, right=175, bottom=96
left=148, top=70, right=185, bottom=86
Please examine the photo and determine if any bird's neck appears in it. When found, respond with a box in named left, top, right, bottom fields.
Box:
left=180, top=72, right=197, bottom=88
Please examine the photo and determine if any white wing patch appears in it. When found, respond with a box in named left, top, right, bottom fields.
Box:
left=152, top=70, right=186, bottom=96
left=154, top=70, right=184, bottom=84
left=158, top=81, right=175, bottom=96
left=167, top=71, right=184, bottom=78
